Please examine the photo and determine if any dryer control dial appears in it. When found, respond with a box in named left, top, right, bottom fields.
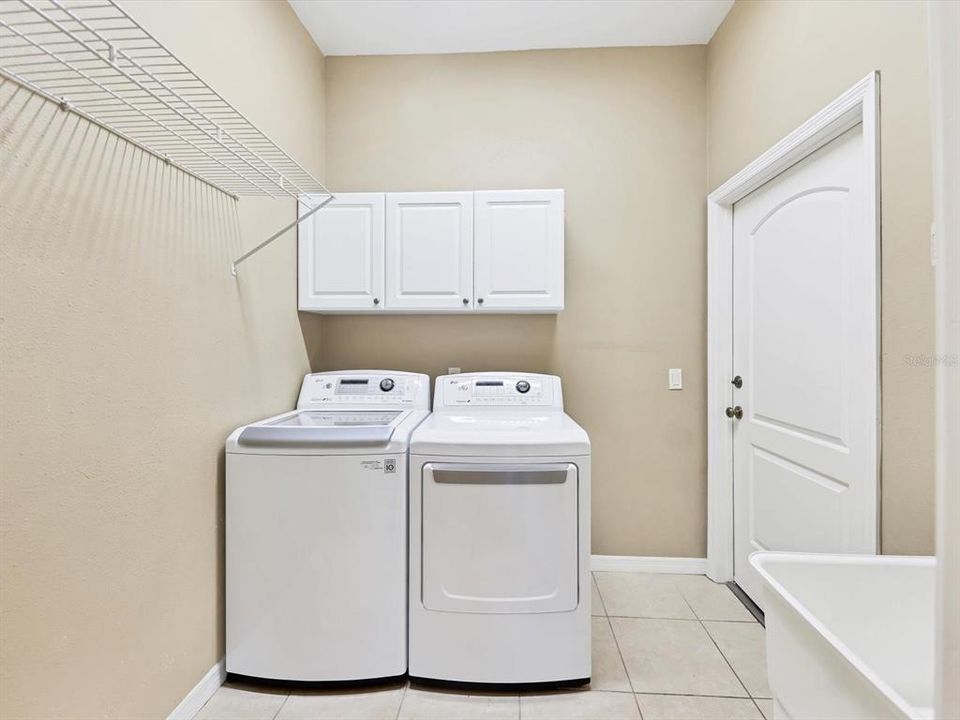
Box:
left=516, top=380, right=531, bottom=394
left=380, top=378, right=395, bottom=392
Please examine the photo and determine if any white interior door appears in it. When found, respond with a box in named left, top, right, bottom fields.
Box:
left=732, top=125, right=879, bottom=606
left=298, top=193, right=385, bottom=312
left=474, top=189, right=564, bottom=311
left=385, top=192, right=473, bottom=310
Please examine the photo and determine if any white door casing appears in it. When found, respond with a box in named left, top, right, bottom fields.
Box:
left=707, top=73, right=880, bottom=586
left=474, top=189, right=564, bottom=312
left=385, top=191, right=474, bottom=310
left=298, top=193, right=385, bottom=312
left=929, top=2, right=960, bottom=717
left=731, top=125, right=878, bottom=604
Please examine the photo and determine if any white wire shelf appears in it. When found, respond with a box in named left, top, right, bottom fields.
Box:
left=0, top=0, right=333, bottom=272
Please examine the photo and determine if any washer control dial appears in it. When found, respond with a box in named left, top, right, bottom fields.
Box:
left=380, top=378, right=395, bottom=392
left=516, top=380, right=531, bottom=394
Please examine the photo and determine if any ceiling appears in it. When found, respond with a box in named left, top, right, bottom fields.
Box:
left=288, top=0, right=734, bottom=57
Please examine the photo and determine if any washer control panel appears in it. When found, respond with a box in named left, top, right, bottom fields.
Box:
left=297, top=371, right=430, bottom=409
left=435, top=373, right=561, bottom=409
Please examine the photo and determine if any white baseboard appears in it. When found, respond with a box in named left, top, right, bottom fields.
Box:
left=167, top=658, right=226, bottom=720
left=591, top=555, right=707, bottom=574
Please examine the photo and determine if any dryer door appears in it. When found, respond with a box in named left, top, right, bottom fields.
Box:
left=421, top=462, right=578, bottom=614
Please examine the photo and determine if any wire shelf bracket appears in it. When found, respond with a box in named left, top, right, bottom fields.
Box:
left=0, top=0, right=333, bottom=274
left=231, top=194, right=333, bottom=276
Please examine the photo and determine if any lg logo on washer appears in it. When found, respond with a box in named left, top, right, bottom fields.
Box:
left=359, top=458, right=397, bottom=473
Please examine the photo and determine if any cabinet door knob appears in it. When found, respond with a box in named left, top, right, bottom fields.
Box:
left=725, top=406, right=743, bottom=420
left=477, top=298, right=484, bottom=305
left=462, top=298, right=469, bottom=305
left=373, top=297, right=380, bottom=305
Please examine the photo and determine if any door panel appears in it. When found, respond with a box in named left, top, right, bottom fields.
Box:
left=474, top=190, right=564, bottom=311
left=298, top=193, right=384, bottom=312
left=750, top=447, right=846, bottom=552
left=749, top=190, right=848, bottom=444
left=385, top=192, right=473, bottom=310
left=421, top=463, right=578, bottom=614
left=732, top=125, right=878, bottom=606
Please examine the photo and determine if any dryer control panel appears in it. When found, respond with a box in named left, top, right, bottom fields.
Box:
left=297, top=371, right=431, bottom=409
left=434, top=373, right=562, bottom=409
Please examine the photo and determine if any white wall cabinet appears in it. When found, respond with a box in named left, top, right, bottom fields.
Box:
left=298, top=193, right=384, bottom=312
left=299, top=189, right=564, bottom=314
left=385, top=192, right=475, bottom=311
left=474, top=189, right=564, bottom=312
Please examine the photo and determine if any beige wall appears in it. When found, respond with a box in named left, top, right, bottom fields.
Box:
left=0, top=3, right=937, bottom=717
left=322, top=47, right=709, bottom=558
left=707, top=0, right=935, bottom=554
left=0, top=2, right=324, bottom=717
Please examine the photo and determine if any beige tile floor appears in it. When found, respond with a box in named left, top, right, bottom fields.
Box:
left=196, top=572, right=770, bottom=720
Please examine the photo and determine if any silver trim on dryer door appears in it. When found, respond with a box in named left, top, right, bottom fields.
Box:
left=429, top=463, right=571, bottom=485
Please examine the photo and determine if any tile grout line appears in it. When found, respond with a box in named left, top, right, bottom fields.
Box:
left=595, top=573, right=644, bottom=720
left=591, top=571, right=609, bottom=617
left=678, top=582, right=754, bottom=704
left=604, top=615, right=755, bottom=622
left=394, top=681, right=408, bottom=720
left=699, top=616, right=773, bottom=704
left=269, top=692, right=291, bottom=720
left=751, top=697, right=767, bottom=719
left=605, top=615, right=644, bottom=720
left=677, top=585, right=767, bottom=704
left=595, top=575, right=758, bottom=623
left=673, top=577, right=775, bottom=715
left=510, top=686, right=770, bottom=700
left=631, top=690, right=773, bottom=700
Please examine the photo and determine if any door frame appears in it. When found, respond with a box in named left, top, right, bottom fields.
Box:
left=929, top=1, right=960, bottom=715
left=706, top=72, right=881, bottom=582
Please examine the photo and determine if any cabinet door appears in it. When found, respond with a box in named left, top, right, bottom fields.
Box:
left=385, top=192, right=474, bottom=311
left=474, top=189, right=564, bottom=312
left=298, top=193, right=385, bottom=312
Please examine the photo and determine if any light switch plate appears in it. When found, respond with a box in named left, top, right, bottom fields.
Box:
left=668, top=368, right=683, bottom=390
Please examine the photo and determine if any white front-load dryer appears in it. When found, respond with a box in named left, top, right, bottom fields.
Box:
left=408, top=372, right=591, bottom=686
left=225, top=370, right=430, bottom=682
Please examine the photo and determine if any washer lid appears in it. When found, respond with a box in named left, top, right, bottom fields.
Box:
left=237, top=410, right=403, bottom=448
left=409, top=411, right=590, bottom=457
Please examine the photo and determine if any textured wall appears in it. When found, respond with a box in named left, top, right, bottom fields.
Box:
left=0, top=1, right=325, bottom=717
left=707, top=0, right=934, bottom=553
left=0, top=3, right=937, bottom=717
left=323, top=47, right=709, bottom=558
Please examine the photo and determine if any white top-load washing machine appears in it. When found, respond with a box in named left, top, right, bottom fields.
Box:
left=408, top=372, right=591, bottom=686
left=225, top=370, right=430, bottom=682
